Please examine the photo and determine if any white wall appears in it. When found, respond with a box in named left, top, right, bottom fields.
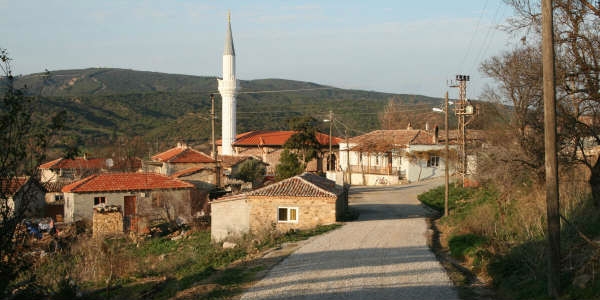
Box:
left=65, top=191, right=130, bottom=222
left=211, top=197, right=249, bottom=242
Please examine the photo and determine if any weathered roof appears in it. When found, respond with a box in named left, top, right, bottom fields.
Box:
left=152, top=146, right=215, bottom=164
left=219, top=155, right=268, bottom=169
left=62, top=173, right=193, bottom=193
left=39, top=157, right=107, bottom=170
left=217, top=130, right=342, bottom=147
left=42, top=181, right=73, bottom=193
left=170, top=167, right=214, bottom=179
left=1, top=177, right=29, bottom=196
left=247, top=172, right=342, bottom=198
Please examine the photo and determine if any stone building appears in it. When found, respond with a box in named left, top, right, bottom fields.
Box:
left=217, top=130, right=341, bottom=175
left=62, top=173, right=197, bottom=232
left=211, top=172, right=347, bottom=241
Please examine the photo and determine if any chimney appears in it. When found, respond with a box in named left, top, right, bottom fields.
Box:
left=177, top=141, right=188, bottom=149
left=83, top=152, right=88, bottom=160
left=425, top=122, right=429, bottom=131
left=433, top=125, right=439, bottom=144
left=407, top=121, right=413, bottom=130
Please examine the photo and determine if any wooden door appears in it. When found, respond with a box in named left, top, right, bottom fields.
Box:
left=124, top=196, right=137, bottom=232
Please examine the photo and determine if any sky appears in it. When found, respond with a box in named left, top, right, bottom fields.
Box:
left=0, top=1, right=517, bottom=99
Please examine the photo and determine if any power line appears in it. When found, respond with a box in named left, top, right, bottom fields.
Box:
left=458, top=0, right=490, bottom=73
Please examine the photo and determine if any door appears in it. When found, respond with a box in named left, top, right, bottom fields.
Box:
left=124, top=195, right=137, bottom=232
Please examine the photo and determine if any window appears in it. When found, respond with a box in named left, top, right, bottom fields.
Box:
left=427, top=156, right=440, bottom=167
left=54, top=194, right=64, bottom=202
left=278, top=207, right=298, bottom=223
left=94, top=196, right=106, bottom=205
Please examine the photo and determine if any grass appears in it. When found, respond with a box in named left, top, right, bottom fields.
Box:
left=12, top=224, right=341, bottom=299
left=418, top=179, right=600, bottom=300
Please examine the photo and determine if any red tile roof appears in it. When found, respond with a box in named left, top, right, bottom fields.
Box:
left=152, top=146, right=215, bottom=163
left=1, top=177, right=29, bottom=196
left=217, top=130, right=342, bottom=147
left=247, top=172, right=341, bottom=198
left=62, top=173, right=194, bottom=193
left=39, top=157, right=108, bottom=170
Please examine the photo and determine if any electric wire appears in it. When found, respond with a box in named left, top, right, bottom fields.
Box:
left=458, top=0, right=490, bottom=73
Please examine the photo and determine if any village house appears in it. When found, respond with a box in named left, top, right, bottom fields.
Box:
left=219, top=155, right=269, bottom=190
left=39, top=155, right=111, bottom=183
left=335, top=129, right=457, bottom=185
left=1, top=177, right=46, bottom=219
left=217, top=130, right=342, bottom=175
left=145, top=143, right=218, bottom=184
left=61, top=173, right=202, bottom=233
left=211, top=172, right=347, bottom=241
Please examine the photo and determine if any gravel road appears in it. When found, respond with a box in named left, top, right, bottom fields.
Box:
left=240, top=179, right=458, bottom=300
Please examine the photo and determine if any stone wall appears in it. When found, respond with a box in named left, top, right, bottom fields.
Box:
left=248, top=196, right=337, bottom=233
left=92, top=206, right=123, bottom=238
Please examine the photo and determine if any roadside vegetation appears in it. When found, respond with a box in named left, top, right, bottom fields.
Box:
left=8, top=223, right=341, bottom=299
left=418, top=170, right=600, bottom=299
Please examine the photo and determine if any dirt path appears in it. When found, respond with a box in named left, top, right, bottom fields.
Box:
left=240, top=179, right=458, bottom=299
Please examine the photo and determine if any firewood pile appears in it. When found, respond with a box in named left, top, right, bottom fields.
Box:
left=92, top=205, right=123, bottom=238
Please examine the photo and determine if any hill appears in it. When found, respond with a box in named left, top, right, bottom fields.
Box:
left=13, top=68, right=463, bottom=156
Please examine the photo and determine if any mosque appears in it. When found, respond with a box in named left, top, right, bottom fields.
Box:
left=215, top=13, right=341, bottom=175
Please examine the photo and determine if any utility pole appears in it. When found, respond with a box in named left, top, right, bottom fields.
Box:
left=542, top=0, right=560, bottom=296
left=328, top=110, right=333, bottom=171
left=345, top=129, right=351, bottom=185
left=444, top=91, right=450, bottom=217
left=211, top=94, right=221, bottom=187
left=449, top=74, right=472, bottom=186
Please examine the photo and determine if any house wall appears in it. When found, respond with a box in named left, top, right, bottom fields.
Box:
left=247, top=195, right=337, bottom=233
left=64, top=191, right=129, bottom=223
left=230, top=146, right=335, bottom=175
left=40, top=169, right=58, bottom=183
left=164, top=162, right=216, bottom=176
left=64, top=189, right=192, bottom=224
left=211, top=197, right=249, bottom=242
left=15, top=182, right=46, bottom=218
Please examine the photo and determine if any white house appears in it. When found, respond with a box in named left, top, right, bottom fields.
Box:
left=334, top=129, right=458, bottom=185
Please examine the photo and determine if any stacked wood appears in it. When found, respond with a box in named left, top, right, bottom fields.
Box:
left=92, top=205, right=123, bottom=238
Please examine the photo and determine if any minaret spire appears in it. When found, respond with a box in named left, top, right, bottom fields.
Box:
left=218, top=10, right=239, bottom=156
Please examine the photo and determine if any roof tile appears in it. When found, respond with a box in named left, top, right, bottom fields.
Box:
left=62, top=173, right=194, bottom=193
left=247, top=172, right=341, bottom=198
left=152, top=146, right=215, bottom=163
left=217, top=130, right=342, bottom=147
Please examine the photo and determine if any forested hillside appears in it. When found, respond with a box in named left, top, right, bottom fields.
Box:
left=16, top=68, right=447, bottom=156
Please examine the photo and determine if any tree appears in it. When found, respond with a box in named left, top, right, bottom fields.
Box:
left=275, top=150, right=304, bottom=180
left=379, top=96, right=444, bottom=130
left=284, top=116, right=321, bottom=164
left=0, top=49, right=62, bottom=294
left=502, top=0, right=600, bottom=205
left=480, top=46, right=546, bottom=179
left=231, top=158, right=266, bottom=186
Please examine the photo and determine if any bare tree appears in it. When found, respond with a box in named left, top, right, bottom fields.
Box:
left=0, top=49, right=62, bottom=293
left=480, top=46, right=546, bottom=177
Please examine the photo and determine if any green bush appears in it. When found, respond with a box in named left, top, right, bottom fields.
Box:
left=448, top=234, right=488, bottom=259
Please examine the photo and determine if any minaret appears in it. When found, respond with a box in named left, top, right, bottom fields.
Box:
left=218, top=11, right=240, bottom=156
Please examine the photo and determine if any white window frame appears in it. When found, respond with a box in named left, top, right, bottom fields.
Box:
left=277, top=207, right=299, bottom=223
left=427, top=156, right=440, bottom=167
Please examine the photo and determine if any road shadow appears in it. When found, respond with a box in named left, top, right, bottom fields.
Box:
left=241, top=246, right=457, bottom=299
left=351, top=203, right=435, bottom=220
